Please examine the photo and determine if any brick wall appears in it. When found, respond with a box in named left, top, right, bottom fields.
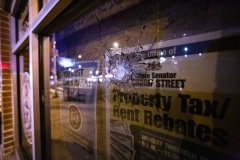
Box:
left=0, top=9, right=14, bottom=155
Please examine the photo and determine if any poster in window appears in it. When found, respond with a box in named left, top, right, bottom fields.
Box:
left=107, top=33, right=240, bottom=160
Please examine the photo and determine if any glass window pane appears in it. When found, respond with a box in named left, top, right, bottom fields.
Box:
left=17, top=2, right=29, bottom=41
left=49, top=1, right=240, bottom=159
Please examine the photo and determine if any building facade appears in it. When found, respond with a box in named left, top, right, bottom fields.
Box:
left=0, top=0, right=240, bottom=159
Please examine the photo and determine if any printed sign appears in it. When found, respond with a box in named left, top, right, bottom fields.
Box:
left=107, top=34, right=240, bottom=160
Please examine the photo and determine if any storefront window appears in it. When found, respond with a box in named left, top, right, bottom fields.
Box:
left=49, top=1, right=240, bottom=159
